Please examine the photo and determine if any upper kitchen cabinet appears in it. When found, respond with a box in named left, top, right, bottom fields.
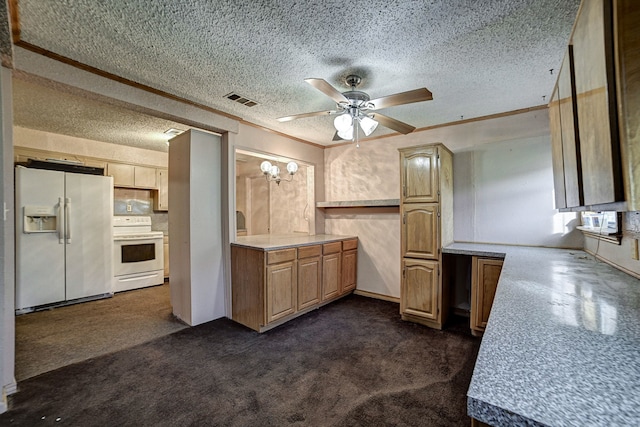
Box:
left=154, top=169, right=169, bottom=211
left=572, top=0, right=623, bottom=206
left=400, top=146, right=439, bottom=204
left=614, top=0, right=640, bottom=211
left=107, top=163, right=158, bottom=189
left=550, top=47, right=584, bottom=209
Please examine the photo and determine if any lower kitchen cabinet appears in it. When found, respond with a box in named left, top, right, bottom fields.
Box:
left=322, top=242, right=342, bottom=301
left=231, top=237, right=358, bottom=332
left=297, top=245, right=322, bottom=311
left=341, top=248, right=357, bottom=293
left=401, top=258, right=440, bottom=325
left=470, top=257, right=503, bottom=335
left=266, top=259, right=297, bottom=323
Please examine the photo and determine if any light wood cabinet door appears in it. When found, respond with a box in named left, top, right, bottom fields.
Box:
left=266, top=261, right=297, bottom=324
left=401, top=259, right=439, bottom=321
left=615, top=0, right=640, bottom=211
left=471, top=257, right=503, bottom=332
left=549, top=85, right=567, bottom=209
left=402, top=203, right=439, bottom=260
left=134, top=165, right=157, bottom=189
left=572, top=0, right=623, bottom=206
left=550, top=47, right=584, bottom=209
left=297, top=256, right=321, bottom=310
left=322, top=253, right=341, bottom=301
left=107, top=163, right=135, bottom=187
left=155, top=169, right=169, bottom=211
left=400, top=147, right=438, bottom=204
left=341, top=249, right=357, bottom=294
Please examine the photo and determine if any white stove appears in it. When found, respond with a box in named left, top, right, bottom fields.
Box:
left=113, top=216, right=164, bottom=239
left=113, top=216, right=164, bottom=292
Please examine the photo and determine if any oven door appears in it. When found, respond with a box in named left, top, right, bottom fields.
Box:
left=113, top=235, right=164, bottom=277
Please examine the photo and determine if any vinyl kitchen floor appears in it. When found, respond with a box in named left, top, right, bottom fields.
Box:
left=14, top=283, right=187, bottom=381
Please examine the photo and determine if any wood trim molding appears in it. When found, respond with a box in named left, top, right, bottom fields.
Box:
left=8, top=0, right=20, bottom=43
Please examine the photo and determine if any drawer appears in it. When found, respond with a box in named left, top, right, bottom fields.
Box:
left=267, top=248, right=296, bottom=265
left=323, top=241, right=342, bottom=255
left=298, top=244, right=322, bottom=259
left=342, top=239, right=358, bottom=251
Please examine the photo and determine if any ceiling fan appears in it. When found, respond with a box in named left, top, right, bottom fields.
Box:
left=277, top=75, right=433, bottom=142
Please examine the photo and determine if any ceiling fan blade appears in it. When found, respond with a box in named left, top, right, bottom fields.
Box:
left=277, top=110, right=335, bottom=122
left=371, top=113, right=416, bottom=134
left=305, top=78, right=349, bottom=104
left=367, top=88, right=433, bottom=110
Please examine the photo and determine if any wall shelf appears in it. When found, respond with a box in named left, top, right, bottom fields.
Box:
left=316, top=199, right=400, bottom=209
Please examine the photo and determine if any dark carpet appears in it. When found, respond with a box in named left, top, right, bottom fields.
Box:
left=1, top=295, right=480, bottom=426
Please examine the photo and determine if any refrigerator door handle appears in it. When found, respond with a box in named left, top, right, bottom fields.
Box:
left=65, top=197, right=72, bottom=244
left=57, top=197, right=64, bottom=244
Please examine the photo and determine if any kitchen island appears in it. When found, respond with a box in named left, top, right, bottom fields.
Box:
left=443, top=243, right=640, bottom=426
left=231, top=234, right=358, bottom=332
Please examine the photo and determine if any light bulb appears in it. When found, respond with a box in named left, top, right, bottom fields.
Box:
left=359, top=116, right=378, bottom=136
left=269, top=165, right=280, bottom=178
left=334, top=113, right=353, bottom=132
left=260, top=161, right=272, bottom=174
left=286, top=161, right=298, bottom=175
left=337, top=126, right=354, bottom=140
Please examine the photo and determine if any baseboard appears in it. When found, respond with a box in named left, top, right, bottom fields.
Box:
left=1, top=379, right=18, bottom=414
left=353, top=290, right=400, bottom=304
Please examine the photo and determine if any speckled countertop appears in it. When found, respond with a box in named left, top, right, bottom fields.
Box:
left=443, top=243, right=640, bottom=426
left=232, top=234, right=357, bottom=250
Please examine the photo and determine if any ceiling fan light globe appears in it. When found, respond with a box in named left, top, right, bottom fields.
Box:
left=334, top=113, right=353, bottom=132
left=260, top=160, right=273, bottom=174
left=337, top=126, right=354, bottom=140
left=359, top=116, right=378, bottom=136
left=286, top=161, right=299, bottom=175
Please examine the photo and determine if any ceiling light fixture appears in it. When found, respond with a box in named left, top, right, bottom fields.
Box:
left=259, top=160, right=298, bottom=186
left=163, top=128, right=185, bottom=145
left=163, top=128, right=185, bottom=136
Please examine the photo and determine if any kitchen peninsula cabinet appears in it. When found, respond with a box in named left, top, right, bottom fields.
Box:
left=231, top=235, right=358, bottom=332
left=470, top=257, right=503, bottom=335
left=399, top=144, right=453, bottom=330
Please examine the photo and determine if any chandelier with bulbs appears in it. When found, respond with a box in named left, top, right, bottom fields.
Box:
left=259, top=160, right=298, bottom=185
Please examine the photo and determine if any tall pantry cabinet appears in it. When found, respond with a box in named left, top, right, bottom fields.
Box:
left=399, top=144, right=454, bottom=330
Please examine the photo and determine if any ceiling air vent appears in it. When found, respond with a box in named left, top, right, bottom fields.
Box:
left=225, top=93, right=258, bottom=107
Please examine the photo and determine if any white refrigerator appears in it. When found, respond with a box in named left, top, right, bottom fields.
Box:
left=15, top=166, right=114, bottom=311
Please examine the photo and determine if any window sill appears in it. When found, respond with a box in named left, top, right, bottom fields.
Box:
left=577, top=226, right=622, bottom=245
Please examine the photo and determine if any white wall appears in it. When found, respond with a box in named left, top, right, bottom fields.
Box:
left=169, top=130, right=225, bottom=326
left=324, top=110, right=582, bottom=299
left=453, top=136, right=583, bottom=247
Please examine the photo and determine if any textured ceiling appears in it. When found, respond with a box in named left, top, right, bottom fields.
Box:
left=13, top=0, right=581, bottom=148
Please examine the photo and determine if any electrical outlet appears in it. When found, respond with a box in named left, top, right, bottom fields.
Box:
left=126, top=204, right=132, bottom=212
left=631, top=239, right=639, bottom=260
